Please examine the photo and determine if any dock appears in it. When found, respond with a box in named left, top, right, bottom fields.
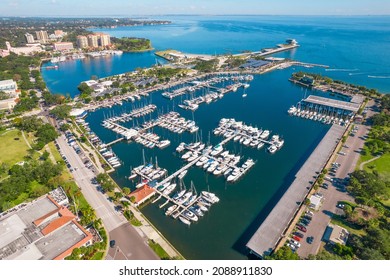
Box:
left=232, top=43, right=299, bottom=58
left=101, top=137, right=125, bottom=148
left=246, top=124, right=346, bottom=258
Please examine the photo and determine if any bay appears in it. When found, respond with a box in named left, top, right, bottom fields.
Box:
left=41, top=16, right=390, bottom=259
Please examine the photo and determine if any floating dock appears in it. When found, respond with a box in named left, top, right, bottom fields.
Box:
left=246, top=124, right=346, bottom=258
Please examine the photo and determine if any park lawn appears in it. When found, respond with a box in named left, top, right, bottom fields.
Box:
left=363, top=153, right=390, bottom=180
left=47, top=141, right=63, bottom=162
left=0, top=129, right=30, bottom=167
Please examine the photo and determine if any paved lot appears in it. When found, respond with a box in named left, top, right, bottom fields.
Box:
left=56, top=132, right=158, bottom=260
left=107, top=223, right=159, bottom=260
left=297, top=100, right=376, bottom=258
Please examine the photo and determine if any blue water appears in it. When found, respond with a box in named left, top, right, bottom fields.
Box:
left=42, top=16, right=390, bottom=96
left=41, top=16, right=390, bottom=259
left=85, top=69, right=330, bottom=259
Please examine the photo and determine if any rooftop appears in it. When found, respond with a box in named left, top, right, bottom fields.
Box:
left=328, top=224, right=349, bottom=245
left=0, top=79, right=16, bottom=86
left=303, top=95, right=361, bottom=113
left=0, top=194, right=92, bottom=260
left=129, top=185, right=156, bottom=204
left=246, top=124, right=346, bottom=258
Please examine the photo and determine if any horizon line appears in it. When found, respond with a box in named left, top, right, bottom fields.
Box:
left=1, top=14, right=390, bottom=18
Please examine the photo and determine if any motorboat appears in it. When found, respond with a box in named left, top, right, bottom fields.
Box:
left=179, top=216, right=191, bottom=225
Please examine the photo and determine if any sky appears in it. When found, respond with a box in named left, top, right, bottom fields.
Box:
left=2, top=0, right=390, bottom=17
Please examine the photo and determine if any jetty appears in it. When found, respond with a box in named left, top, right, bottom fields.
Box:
left=246, top=124, right=346, bottom=258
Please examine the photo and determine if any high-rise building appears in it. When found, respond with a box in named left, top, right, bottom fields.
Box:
left=97, top=33, right=111, bottom=47
left=76, top=35, right=88, bottom=49
left=87, top=34, right=99, bottom=48
left=35, top=30, right=49, bottom=43
left=24, top=33, right=35, bottom=44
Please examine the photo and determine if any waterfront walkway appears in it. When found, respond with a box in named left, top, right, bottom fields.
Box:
left=246, top=124, right=346, bottom=258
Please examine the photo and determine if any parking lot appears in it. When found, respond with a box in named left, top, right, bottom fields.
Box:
left=291, top=100, right=376, bottom=258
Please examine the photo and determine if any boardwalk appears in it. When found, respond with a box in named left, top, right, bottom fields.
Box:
left=246, top=124, right=346, bottom=258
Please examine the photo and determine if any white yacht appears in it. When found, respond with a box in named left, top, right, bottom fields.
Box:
left=268, top=144, right=278, bottom=154
left=179, top=216, right=191, bottom=225
left=165, top=205, right=177, bottom=216
left=181, top=151, right=193, bottom=160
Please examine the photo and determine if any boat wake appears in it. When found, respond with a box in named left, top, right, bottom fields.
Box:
left=348, top=72, right=367, bottom=76
left=325, top=68, right=359, bottom=72
left=368, top=75, right=390, bottom=79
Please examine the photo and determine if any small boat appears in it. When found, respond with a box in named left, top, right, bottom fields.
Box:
left=268, top=144, right=278, bottom=154
left=183, top=210, right=198, bottom=222
left=178, top=170, right=188, bottom=180
left=165, top=205, right=177, bottom=215
left=197, top=203, right=208, bottom=212
left=242, top=93, right=247, bottom=98
left=201, top=191, right=220, bottom=203
left=179, top=216, right=191, bottom=226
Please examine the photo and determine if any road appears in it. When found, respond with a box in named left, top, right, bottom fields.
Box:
left=56, top=132, right=159, bottom=260
left=106, top=223, right=158, bottom=260
left=297, top=100, right=376, bottom=258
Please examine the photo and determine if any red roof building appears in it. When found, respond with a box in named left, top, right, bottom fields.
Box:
left=129, top=185, right=156, bottom=206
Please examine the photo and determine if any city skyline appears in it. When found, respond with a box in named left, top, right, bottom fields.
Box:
left=2, top=0, right=390, bottom=17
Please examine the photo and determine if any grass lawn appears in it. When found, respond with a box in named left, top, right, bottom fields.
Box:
left=148, top=239, right=170, bottom=260
left=363, top=153, right=390, bottom=180
left=0, top=129, right=30, bottom=167
left=47, top=142, right=63, bottom=162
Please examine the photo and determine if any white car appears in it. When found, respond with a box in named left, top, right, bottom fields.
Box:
left=290, top=239, right=301, bottom=248
left=287, top=243, right=296, bottom=251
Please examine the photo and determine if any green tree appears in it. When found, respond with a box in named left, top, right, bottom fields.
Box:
left=264, top=246, right=300, bottom=260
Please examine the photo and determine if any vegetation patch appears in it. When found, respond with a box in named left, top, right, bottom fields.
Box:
left=0, top=129, right=30, bottom=169
left=148, top=239, right=170, bottom=260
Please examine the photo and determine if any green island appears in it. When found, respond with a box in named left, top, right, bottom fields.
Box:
left=111, top=37, right=153, bottom=52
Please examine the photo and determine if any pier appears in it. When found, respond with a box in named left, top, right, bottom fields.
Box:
left=246, top=124, right=346, bottom=258
left=101, top=137, right=125, bottom=148
left=232, top=43, right=299, bottom=58
left=158, top=155, right=201, bottom=187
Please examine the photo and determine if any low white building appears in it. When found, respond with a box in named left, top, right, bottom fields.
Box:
left=0, top=79, right=17, bottom=94
left=0, top=79, right=19, bottom=110
left=309, top=193, right=323, bottom=211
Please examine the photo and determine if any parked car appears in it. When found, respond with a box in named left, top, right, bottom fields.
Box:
left=297, top=225, right=307, bottom=232
left=300, top=219, right=310, bottom=226
left=109, top=240, right=116, bottom=248
left=287, top=243, right=296, bottom=251
left=337, top=203, right=345, bottom=209
left=322, top=183, right=329, bottom=189
left=290, top=239, right=301, bottom=248
left=303, top=215, right=312, bottom=221
left=306, top=210, right=314, bottom=216
left=294, top=232, right=304, bottom=238
left=293, top=235, right=301, bottom=242
left=307, top=236, right=314, bottom=244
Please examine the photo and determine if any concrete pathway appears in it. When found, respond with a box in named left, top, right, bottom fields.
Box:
left=359, top=155, right=381, bottom=170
